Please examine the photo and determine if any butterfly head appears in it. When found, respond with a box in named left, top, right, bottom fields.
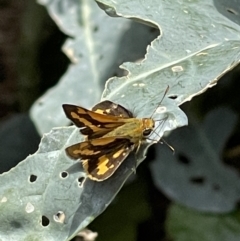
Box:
left=142, top=118, right=155, bottom=137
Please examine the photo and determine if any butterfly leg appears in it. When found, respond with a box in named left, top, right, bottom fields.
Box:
left=132, top=141, right=142, bottom=173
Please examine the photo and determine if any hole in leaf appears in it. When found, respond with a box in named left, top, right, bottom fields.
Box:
left=78, top=177, right=85, bottom=186
left=54, top=211, right=65, bottom=223
left=226, top=8, right=238, bottom=15
left=29, top=175, right=37, bottom=182
left=168, top=95, right=178, bottom=100
left=190, top=176, right=205, bottom=185
left=177, top=153, right=191, bottom=165
left=60, top=171, right=69, bottom=178
left=41, top=216, right=50, bottom=227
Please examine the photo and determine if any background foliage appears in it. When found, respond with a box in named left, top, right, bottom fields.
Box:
left=0, top=0, right=240, bottom=240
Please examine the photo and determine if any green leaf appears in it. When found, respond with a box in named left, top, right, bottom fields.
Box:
left=5, top=0, right=240, bottom=239
left=0, top=126, right=139, bottom=240
left=97, top=0, right=240, bottom=112
left=150, top=108, right=240, bottom=212
left=167, top=204, right=240, bottom=241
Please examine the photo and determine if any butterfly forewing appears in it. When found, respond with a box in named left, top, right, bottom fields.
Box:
left=63, top=104, right=130, bottom=139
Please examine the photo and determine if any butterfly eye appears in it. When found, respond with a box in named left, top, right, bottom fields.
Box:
left=143, top=128, right=152, bottom=137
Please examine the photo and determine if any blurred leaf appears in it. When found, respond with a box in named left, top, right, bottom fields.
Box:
left=90, top=178, right=151, bottom=241
left=150, top=108, right=240, bottom=212
left=31, top=0, right=131, bottom=134
left=0, top=114, right=40, bottom=173
left=167, top=204, right=240, bottom=241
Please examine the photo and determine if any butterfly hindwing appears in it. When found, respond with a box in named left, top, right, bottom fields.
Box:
left=66, top=137, right=134, bottom=181
left=92, top=100, right=133, bottom=118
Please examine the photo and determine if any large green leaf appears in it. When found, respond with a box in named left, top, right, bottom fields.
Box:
left=97, top=0, right=240, bottom=111
left=0, top=126, right=139, bottom=240
left=2, top=0, right=240, bottom=239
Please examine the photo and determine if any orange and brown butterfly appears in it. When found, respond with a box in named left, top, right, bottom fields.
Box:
left=62, top=95, right=167, bottom=181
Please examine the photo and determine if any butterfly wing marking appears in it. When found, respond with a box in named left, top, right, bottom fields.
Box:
left=92, top=100, right=133, bottom=118
left=62, top=104, right=130, bottom=139
left=65, top=137, right=134, bottom=181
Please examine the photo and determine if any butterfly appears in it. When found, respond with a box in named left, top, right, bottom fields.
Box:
left=63, top=91, right=168, bottom=181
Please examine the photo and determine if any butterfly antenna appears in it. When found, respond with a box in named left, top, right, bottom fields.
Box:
left=147, top=131, right=175, bottom=154
left=161, top=138, right=175, bottom=154
left=151, top=129, right=161, bottom=139
left=154, top=116, right=174, bottom=154
left=150, top=85, right=170, bottom=119
left=147, top=116, right=168, bottom=142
